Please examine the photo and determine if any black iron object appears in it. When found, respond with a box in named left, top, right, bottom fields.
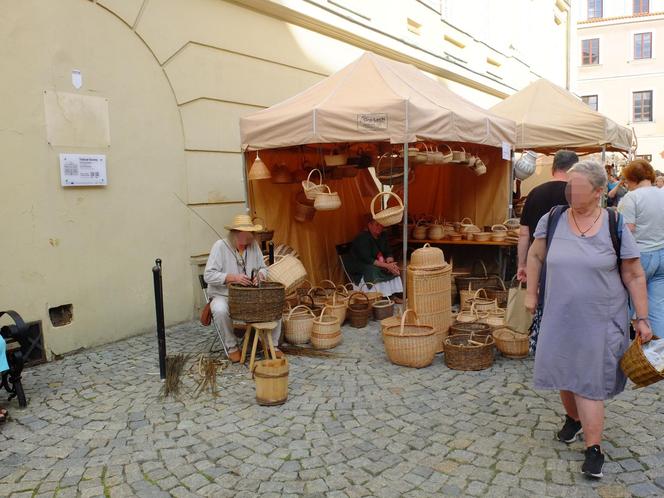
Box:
left=152, top=259, right=166, bottom=380
left=0, top=310, right=29, bottom=407
left=268, top=241, right=274, bottom=265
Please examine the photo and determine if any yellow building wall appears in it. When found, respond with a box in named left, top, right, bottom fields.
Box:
left=0, top=0, right=567, bottom=355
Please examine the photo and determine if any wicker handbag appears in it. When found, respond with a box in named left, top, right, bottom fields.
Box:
left=302, top=168, right=326, bottom=200
left=283, top=305, right=315, bottom=345
left=444, top=333, right=495, bottom=371
left=492, top=327, right=529, bottom=358
left=371, top=191, right=404, bottom=227
left=311, top=306, right=341, bottom=350
left=620, top=336, right=664, bottom=388
left=372, top=297, right=395, bottom=321
left=347, top=292, right=371, bottom=328
left=410, top=243, right=445, bottom=269
left=267, top=255, right=307, bottom=295
left=228, top=280, right=285, bottom=322
left=382, top=309, right=437, bottom=368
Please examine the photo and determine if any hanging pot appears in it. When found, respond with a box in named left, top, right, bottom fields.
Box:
left=514, top=151, right=537, bottom=181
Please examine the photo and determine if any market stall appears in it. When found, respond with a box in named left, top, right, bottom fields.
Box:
left=239, top=51, right=517, bottom=285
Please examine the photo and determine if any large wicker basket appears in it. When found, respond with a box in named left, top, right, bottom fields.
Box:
left=444, top=333, right=495, bottom=371
left=267, top=255, right=307, bottom=295
left=382, top=309, right=437, bottom=368
left=492, top=327, right=529, bottom=358
left=283, top=305, right=314, bottom=345
left=620, top=336, right=664, bottom=388
left=348, top=292, right=371, bottom=328
left=406, top=264, right=452, bottom=353
left=228, top=281, right=285, bottom=322
left=371, top=191, right=404, bottom=227
left=311, top=307, right=342, bottom=349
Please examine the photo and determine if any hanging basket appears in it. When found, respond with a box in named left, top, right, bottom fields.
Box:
left=294, top=191, right=316, bottom=223
left=313, top=185, right=342, bottom=211
left=382, top=309, right=437, bottom=368
left=444, top=333, right=495, bottom=371
left=283, top=305, right=314, bottom=345
left=348, top=292, right=371, bottom=328
left=371, top=191, right=404, bottom=227
left=302, top=168, right=326, bottom=200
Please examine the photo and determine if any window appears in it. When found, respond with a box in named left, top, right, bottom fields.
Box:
left=582, top=39, right=600, bottom=65
left=634, top=0, right=649, bottom=14
left=634, top=33, right=652, bottom=59
left=633, top=91, right=653, bottom=122
left=588, top=0, right=602, bottom=19
left=582, top=95, right=598, bottom=111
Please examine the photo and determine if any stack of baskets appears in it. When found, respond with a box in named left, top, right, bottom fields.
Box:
left=407, top=244, right=452, bottom=353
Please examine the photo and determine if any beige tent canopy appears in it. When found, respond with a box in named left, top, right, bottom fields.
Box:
left=240, top=51, right=515, bottom=150
left=490, top=78, right=633, bottom=154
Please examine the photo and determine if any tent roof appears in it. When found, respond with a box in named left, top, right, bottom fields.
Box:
left=490, top=78, right=633, bottom=153
left=240, top=51, right=516, bottom=151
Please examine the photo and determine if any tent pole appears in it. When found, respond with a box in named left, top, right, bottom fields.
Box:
left=508, top=151, right=515, bottom=219
left=402, top=142, right=409, bottom=303
left=242, top=151, right=250, bottom=213
left=601, top=145, right=606, bottom=165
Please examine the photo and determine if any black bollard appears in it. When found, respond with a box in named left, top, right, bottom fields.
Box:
left=152, top=258, right=166, bottom=380
left=268, top=241, right=274, bottom=265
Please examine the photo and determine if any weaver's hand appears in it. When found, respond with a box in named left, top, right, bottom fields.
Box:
left=227, top=274, right=252, bottom=286
left=524, top=294, right=538, bottom=315
left=252, top=272, right=266, bottom=286
left=636, top=320, right=653, bottom=343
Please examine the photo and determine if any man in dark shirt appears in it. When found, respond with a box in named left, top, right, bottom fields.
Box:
left=517, top=149, right=578, bottom=282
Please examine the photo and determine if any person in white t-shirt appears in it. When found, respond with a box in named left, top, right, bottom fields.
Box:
left=618, top=159, right=664, bottom=339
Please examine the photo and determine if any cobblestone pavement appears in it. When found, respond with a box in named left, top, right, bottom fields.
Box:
left=1, top=320, right=663, bottom=498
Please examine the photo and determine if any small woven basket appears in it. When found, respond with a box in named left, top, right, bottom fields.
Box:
left=313, top=185, right=342, bottom=211
left=372, top=297, right=395, bottom=321
left=283, top=305, right=314, bottom=345
left=382, top=309, right=437, bottom=368
left=620, top=336, right=664, bottom=388
left=492, top=327, right=529, bottom=358
left=348, top=292, right=371, bottom=328
left=371, top=191, right=404, bottom=227
left=468, top=289, right=497, bottom=312
left=325, top=292, right=348, bottom=326
left=302, top=168, right=326, bottom=200
left=359, top=282, right=383, bottom=304
left=444, top=333, right=495, bottom=371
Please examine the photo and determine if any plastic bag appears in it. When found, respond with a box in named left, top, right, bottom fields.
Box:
left=642, top=338, right=664, bottom=372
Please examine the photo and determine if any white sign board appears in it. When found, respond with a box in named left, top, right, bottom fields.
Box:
left=502, top=142, right=511, bottom=161
left=59, top=154, right=107, bottom=186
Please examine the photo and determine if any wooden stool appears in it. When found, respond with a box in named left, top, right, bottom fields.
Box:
left=240, top=321, right=278, bottom=372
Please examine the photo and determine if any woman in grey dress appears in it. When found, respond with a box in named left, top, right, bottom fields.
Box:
left=525, top=160, right=652, bottom=479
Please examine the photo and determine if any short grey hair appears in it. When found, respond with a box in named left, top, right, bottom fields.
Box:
left=568, top=159, right=607, bottom=190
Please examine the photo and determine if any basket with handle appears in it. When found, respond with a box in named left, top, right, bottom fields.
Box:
left=313, top=185, right=342, bottom=211
left=410, top=243, right=445, bottom=269
left=467, top=289, right=497, bottom=312
left=319, top=279, right=338, bottom=298
left=503, top=218, right=521, bottom=231
left=412, top=219, right=429, bottom=240
left=267, top=255, right=307, bottom=295
left=324, top=292, right=348, bottom=326
left=620, top=336, right=664, bottom=388
left=252, top=216, right=275, bottom=243
left=372, top=296, right=395, bottom=321
left=298, top=294, right=322, bottom=316
left=450, top=321, right=492, bottom=338
left=427, top=221, right=444, bottom=241
left=302, top=168, right=326, bottom=200
left=484, top=277, right=508, bottom=308
left=359, top=282, right=383, bottom=304
left=311, top=306, right=342, bottom=349
left=347, top=292, right=371, bottom=328
left=480, top=307, right=506, bottom=328
left=382, top=309, right=437, bottom=368
left=295, top=279, right=313, bottom=298
left=490, top=224, right=508, bottom=242
left=283, top=305, right=315, bottom=345
left=455, top=305, right=488, bottom=324
left=371, top=191, right=404, bottom=227
left=455, top=260, right=500, bottom=291
left=228, top=275, right=285, bottom=322
left=492, top=327, right=529, bottom=358
left=444, top=333, right=495, bottom=371
left=308, top=286, right=330, bottom=308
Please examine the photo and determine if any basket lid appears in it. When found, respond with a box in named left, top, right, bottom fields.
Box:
left=409, top=243, right=446, bottom=269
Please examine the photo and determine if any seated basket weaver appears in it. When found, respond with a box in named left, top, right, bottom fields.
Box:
left=343, top=216, right=403, bottom=302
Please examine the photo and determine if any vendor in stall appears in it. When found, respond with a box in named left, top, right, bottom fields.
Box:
left=204, top=214, right=283, bottom=363
left=345, top=216, right=404, bottom=303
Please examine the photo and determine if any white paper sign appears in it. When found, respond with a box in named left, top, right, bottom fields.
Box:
left=71, top=69, right=82, bottom=89
left=59, top=154, right=107, bottom=186
left=358, top=113, right=388, bottom=131
left=502, top=141, right=511, bottom=160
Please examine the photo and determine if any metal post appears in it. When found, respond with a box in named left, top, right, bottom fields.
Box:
left=402, top=143, right=409, bottom=303
left=152, top=258, right=167, bottom=380
left=508, top=151, right=515, bottom=219
left=601, top=144, right=606, bottom=165
left=241, top=151, right=250, bottom=213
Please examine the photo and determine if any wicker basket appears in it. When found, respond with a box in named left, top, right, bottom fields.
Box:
left=412, top=220, right=428, bottom=240
left=348, top=292, right=371, bottom=328
left=313, top=185, right=342, bottom=211
left=311, top=307, right=342, bottom=349
left=459, top=282, right=483, bottom=311
left=302, top=168, right=326, bottom=200
left=382, top=309, right=437, bottom=368
left=267, top=255, right=308, bottom=295
left=285, top=292, right=299, bottom=309
left=296, top=279, right=313, bottom=299
left=410, top=244, right=445, bottom=269
left=358, top=282, right=383, bottom=304
left=450, top=321, right=492, bottom=338
left=325, top=292, right=348, bottom=326
left=298, top=295, right=322, bottom=316
left=311, top=330, right=342, bottom=350
left=427, top=223, right=444, bottom=240
left=308, top=286, right=330, bottom=308
left=380, top=311, right=417, bottom=334
left=455, top=260, right=500, bottom=291
left=455, top=306, right=488, bottom=324
left=473, top=232, right=492, bottom=242
left=484, top=278, right=508, bottom=308
left=283, top=305, right=314, bottom=345
left=319, top=279, right=338, bottom=297
left=503, top=218, right=521, bottom=231
left=228, top=281, right=285, bottom=322
left=492, top=327, right=529, bottom=358
left=294, top=191, right=316, bottom=223
left=371, top=191, right=404, bottom=227
left=444, top=333, right=495, bottom=371
left=406, top=264, right=452, bottom=353
left=468, top=289, right=498, bottom=312
left=459, top=217, right=481, bottom=237
left=620, top=336, right=664, bottom=388
left=372, top=297, right=395, bottom=321
left=481, top=308, right=506, bottom=328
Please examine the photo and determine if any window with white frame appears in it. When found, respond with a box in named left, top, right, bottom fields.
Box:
left=634, top=32, right=652, bottom=59
left=633, top=91, right=653, bottom=122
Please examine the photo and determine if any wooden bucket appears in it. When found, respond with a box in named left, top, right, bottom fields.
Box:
left=252, top=358, right=289, bottom=406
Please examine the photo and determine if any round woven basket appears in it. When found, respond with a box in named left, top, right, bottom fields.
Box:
left=348, top=292, right=371, bottom=328
left=283, top=305, right=314, bottom=345
left=372, top=297, right=394, bottom=321
left=468, top=289, right=497, bottom=312
left=313, top=185, right=342, bottom=211
left=371, top=191, right=404, bottom=227
left=444, top=333, right=495, bottom=371
left=312, top=306, right=340, bottom=335
left=308, top=286, right=330, bottom=308
left=484, top=278, right=508, bottom=308
left=492, top=327, right=529, bottom=358
left=481, top=308, right=506, bottom=328
left=410, top=243, right=445, bottom=269
left=311, top=330, right=342, bottom=350
left=412, top=220, right=428, bottom=240
left=620, top=336, right=664, bottom=388
left=382, top=309, right=437, bottom=368
left=427, top=223, right=444, bottom=240
left=302, top=168, right=326, bottom=200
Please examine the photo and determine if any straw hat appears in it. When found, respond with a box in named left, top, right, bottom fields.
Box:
left=224, top=214, right=263, bottom=232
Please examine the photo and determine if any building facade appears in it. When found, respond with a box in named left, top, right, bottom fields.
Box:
left=574, top=0, right=664, bottom=170
left=0, top=0, right=570, bottom=356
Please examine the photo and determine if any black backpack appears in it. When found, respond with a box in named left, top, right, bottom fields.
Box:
left=537, top=205, right=623, bottom=306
